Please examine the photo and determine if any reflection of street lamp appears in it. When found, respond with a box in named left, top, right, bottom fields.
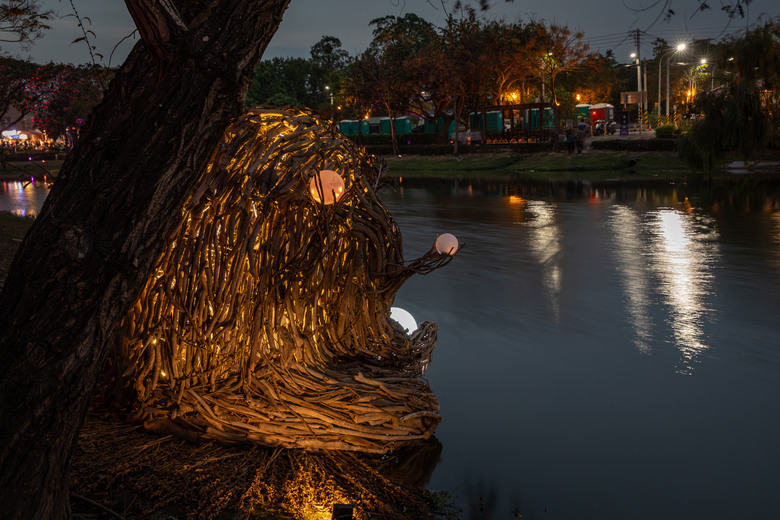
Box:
left=657, top=43, right=686, bottom=123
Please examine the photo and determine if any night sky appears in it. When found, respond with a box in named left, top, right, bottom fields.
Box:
left=3, top=0, right=779, bottom=66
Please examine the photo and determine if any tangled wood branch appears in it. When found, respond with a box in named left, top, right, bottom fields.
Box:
left=105, top=107, right=455, bottom=453
left=70, top=411, right=454, bottom=520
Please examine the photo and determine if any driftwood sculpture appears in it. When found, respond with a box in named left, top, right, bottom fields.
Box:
left=106, top=107, right=455, bottom=453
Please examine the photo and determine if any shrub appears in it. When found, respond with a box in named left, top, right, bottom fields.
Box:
left=398, top=132, right=438, bottom=145
left=654, top=124, right=676, bottom=138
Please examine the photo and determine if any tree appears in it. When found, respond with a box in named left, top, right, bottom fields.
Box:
left=718, top=18, right=780, bottom=90
left=563, top=51, right=619, bottom=105
left=0, top=0, right=52, bottom=48
left=309, top=34, right=348, bottom=71
left=348, top=13, right=436, bottom=154
left=436, top=12, right=496, bottom=152
left=309, top=35, right=349, bottom=116
left=24, top=62, right=106, bottom=140
left=245, top=56, right=318, bottom=107
left=0, top=55, right=36, bottom=131
left=0, top=1, right=292, bottom=518
left=523, top=21, right=598, bottom=129
left=678, top=19, right=780, bottom=171
left=679, top=78, right=769, bottom=172
left=487, top=20, right=534, bottom=104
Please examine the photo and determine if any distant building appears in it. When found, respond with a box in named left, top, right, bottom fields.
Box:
left=1, top=105, right=44, bottom=146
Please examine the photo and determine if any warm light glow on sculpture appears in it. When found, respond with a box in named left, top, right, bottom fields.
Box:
left=108, top=107, right=457, bottom=454
left=309, top=169, right=345, bottom=205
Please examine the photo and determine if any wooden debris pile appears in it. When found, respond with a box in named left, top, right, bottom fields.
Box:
left=104, top=107, right=455, bottom=453
left=70, top=412, right=456, bottom=520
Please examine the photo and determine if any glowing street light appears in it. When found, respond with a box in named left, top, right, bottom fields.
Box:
left=325, top=85, right=333, bottom=116
left=657, top=43, right=687, bottom=123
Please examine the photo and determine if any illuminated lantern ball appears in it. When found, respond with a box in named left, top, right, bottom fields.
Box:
left=435, top=233, right=459, bottom=255
left=390, top=307, right=417, bottom=334
left=309, top=169, right=345, bottom=205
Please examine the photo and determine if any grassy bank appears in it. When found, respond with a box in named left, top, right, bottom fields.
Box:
left=0, top=159, right=63, bottom=180
left=380, top=150, right=691, bottom=182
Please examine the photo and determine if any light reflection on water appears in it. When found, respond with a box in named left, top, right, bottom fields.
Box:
left=607, top=205, right=720, bottom=373
left=522, top=200, right=562, bottom=323
left=608, top=205, right=655, bottom=353
left=649, top=209, right=718, bottom=374
left=773, top=212, right=780, bottom=271
left=382, top=178, right=780, bottom=520
left=0, top=180, right=50, bottom=217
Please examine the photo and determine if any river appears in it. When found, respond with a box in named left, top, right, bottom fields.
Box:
left=381, top=177, right=780, bottom=520
left=3, top=176, right=780, bottom=519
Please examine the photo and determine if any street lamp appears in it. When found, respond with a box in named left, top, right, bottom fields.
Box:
left=701, top=58, right=717, bottom=90
left=657, top=43, right=686, bottom=123
left=325, top=85, right=333, bottom=117
left=662, top=43, right=687, bottom=124
left=630, top=52, right=641, bottom=93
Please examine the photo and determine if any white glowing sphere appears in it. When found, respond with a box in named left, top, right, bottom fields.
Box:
left=435, top=233, right=459, bottom=255
left=390, top=307, right=417, bottom=334
left=309, top=169, right=345, bottom=204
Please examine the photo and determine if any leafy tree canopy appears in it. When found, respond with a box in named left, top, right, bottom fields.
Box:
left=309, top=35, right=348, bottom=71
left=0, top=54, right=36, bottom=130
left=0, top=0, right=52, bottom=47
left=24, top=63, right=105, bottom=139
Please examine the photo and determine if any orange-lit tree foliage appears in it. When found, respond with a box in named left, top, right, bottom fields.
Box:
left=106, top=107, right=454, bottom=453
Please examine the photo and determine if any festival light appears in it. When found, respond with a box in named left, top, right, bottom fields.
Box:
left=309, top=169, right=345, bottom=204
left=435, top=233, right=459, bottom=255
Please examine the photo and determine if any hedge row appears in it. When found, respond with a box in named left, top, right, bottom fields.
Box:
left=347, top=132, right=439, bottom=146
left=589, top=138, right=678, bottom=152
left=363, top=141, right=556, bottom=156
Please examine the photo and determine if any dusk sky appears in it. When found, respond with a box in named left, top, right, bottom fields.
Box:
left=4, top=0, right=779, bottom=66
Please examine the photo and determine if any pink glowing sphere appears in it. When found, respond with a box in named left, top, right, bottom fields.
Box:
left=309, top=169, right=345, bottom=204
left=435, top=233, right=459, bottom=255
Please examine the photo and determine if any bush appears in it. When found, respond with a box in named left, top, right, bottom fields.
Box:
left=654, top=124, right=676, bottom=138
left=589, top=138, right=677, bottom=152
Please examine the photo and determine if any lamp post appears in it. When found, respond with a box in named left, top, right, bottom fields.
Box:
left=657, top=43, right=686, bottom=123
left=631, top=52, right=643, bottom=134
left=666, top=43, right=686, bottom=124
left=325, top=85, right=333, bottom=117
left=701, top=58, right=717, bottom=90
left=631, top=52, right=641, bottom=93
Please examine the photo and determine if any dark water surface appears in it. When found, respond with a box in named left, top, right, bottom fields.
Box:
left=3, top=177, right=780, bottom=519
left=380, top=179, right=780, bottom=520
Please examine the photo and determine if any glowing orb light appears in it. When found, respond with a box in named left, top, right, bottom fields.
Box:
left=390, top=307, right=417, bottom=334
left=435, top=233, right=459, bottom=255
left=309, top=169, right=345, bottom=204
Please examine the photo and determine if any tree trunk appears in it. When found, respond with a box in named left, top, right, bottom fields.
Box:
left=385, top=102, right=400, bottom=156
left=0, top=1, right=290, bottom=518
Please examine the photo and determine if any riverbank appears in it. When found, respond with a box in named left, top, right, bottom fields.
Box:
left=380, top=150, right=692, bottom=182
left=380, top=148, right=780, bottom=183
left=0, top=159, right=62, bottom=180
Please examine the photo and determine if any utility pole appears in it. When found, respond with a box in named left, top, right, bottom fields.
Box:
left=635, top=29, right=642, bottom=94
left=635, top=29, right=643, bottom=135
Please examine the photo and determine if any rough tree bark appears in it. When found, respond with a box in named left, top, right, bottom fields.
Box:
left=0, top=1, right=291, bottom=518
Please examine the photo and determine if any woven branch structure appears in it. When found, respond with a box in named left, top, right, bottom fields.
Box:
left=107, top=107, right=454, bottom=453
